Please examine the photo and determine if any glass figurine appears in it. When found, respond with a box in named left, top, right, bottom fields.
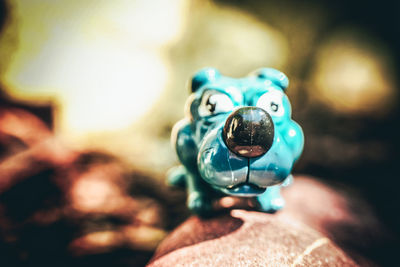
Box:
left=169, top=68, right=304, bottom=215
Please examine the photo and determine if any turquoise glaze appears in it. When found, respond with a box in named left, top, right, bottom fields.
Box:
left=169, top=68, right=304, bottom=215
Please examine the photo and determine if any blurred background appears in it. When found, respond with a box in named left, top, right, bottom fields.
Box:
left=0, top=0, right=399, bottom=266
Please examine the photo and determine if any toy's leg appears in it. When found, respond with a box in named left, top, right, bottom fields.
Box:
left=282, top=174, right=293, bottom=187
left=256, top=185, right=285, bottom=213
left=186, top=173, right=213, bottom=216
left=167, top=165, right=187, bottom=187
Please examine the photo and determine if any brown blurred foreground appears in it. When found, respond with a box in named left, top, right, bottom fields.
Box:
left=0, top=105, right=188, bottom=266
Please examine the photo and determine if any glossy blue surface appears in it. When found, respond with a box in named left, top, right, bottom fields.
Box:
left=169, top=68, right=304, bottom=215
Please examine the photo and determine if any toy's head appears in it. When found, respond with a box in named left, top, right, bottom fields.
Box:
left=175, top=68, right=304, bottom=196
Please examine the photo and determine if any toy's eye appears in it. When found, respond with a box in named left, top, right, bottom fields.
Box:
left=256, top=90, right=285, bottom=117
left=198, top=91, right=234, bottom=117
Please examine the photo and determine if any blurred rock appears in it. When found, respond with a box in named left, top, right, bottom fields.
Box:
left=0, top=106, right=52, bottom=161
left=0, top=106, right=186, bottom=266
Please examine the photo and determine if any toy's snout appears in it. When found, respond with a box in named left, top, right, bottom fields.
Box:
left=223, top=107, right=274, bottom=158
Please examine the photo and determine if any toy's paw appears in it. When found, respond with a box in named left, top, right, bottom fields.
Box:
left=167, top=166, right=186, bottom=188
left=282, top=174, right=293, bottom=187
left=257, top=187, right=285, bottom=213
left=187, top=192, right=212, bottom=216
left=258, top=196, right=285, bottom=213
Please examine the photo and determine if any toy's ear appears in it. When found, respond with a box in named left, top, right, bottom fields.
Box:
left=190, top=67, right=221, bottom=92
left=251, top=68, right=289, bottom=91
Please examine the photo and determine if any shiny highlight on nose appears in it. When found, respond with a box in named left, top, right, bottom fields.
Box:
left=223, top=107, right=274, bottom=158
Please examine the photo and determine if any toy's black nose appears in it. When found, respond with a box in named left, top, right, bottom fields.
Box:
left=223, top=107, right=274, bottom=158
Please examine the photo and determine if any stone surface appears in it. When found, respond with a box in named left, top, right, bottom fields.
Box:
left=149, top=209, right=357, bottom=266
left=148, top=176, right=391, bottom=266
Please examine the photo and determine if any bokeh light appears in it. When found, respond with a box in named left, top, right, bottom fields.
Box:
left=2, top=0, right=188, bottom=134
left=310, top=28, right=396, bottom=116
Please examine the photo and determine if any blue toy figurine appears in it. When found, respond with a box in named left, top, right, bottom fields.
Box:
left=169, top=68, right=304, bottom=215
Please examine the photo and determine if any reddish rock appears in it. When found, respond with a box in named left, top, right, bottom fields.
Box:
left=149, top=209, right=357, bottom=266
left=148, top=176, right=389, bottom=266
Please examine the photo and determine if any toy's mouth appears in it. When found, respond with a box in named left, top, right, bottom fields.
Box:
left=221, top=182, right=266, bottom=197
left=222, top=159, right=266, bottom=196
